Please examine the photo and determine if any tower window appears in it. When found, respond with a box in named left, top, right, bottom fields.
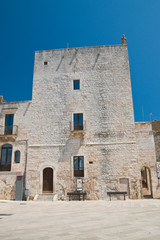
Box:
left=44, top=61, right=48, bottom=65
left=5, top=114, right=14, bottom=135
left=73, top=80, right=80, bottom=90
left=74, top=156, right=84, bottom=177
left=74, top=113, right=83, bottom=130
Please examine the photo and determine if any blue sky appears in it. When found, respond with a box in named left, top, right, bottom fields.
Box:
left=0, top=0, right=160, bottom=122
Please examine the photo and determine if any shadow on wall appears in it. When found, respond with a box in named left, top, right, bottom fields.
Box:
left=23, top=102, right=31, bottom=116
left=59, top=134, right=84, bottom=162
left=56, top=56, right=64, bottom=71
left=69, top=50, right=78, bottom=65
left=92, top=53, right=100, bottom=69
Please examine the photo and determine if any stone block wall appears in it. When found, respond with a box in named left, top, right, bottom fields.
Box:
left=135, top=122, right=160, bottom=198
left=30, top=45, right=135, bottom=145
left=0, top=101, right=31, bottom=199
left=26, top=45, right=140, bottom=200
left=152, top=121, right=160, bottom=162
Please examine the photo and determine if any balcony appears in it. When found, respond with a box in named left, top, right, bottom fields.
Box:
left=70, top=121, right=86, bottom=136
left=0, top=125, right=18, bottom=141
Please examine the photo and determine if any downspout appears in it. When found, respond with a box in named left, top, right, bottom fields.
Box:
left=23, top=139, right=28, bottom=200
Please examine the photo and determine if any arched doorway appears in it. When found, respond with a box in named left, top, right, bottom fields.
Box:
left=43, top=168, right=53, bottom=193
left=141, top=166, right=152, bottom=198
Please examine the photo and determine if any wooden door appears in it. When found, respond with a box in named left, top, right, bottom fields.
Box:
left=43, top=168, right=53, bottom=193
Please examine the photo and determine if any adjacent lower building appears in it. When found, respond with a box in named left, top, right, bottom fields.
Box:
left=0, top=37, right=160, bottom=200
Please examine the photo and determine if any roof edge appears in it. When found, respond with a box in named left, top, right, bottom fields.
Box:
left=0, top=100, right=32, bottom=105
left=35, top=44, right=128, bottom=53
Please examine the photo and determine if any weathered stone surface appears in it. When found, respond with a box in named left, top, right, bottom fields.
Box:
left=135, top=122, right=160, bottom=198
left=26, top=45, right=139, bottom=200
left=0, top=101, right=30, bottom=199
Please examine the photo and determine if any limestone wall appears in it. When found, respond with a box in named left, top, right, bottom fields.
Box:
left=27, top=143, right=140, bottom=200
left=27, top=45, right=140, bottom=200
left=152, top=121, right=160, bottom=162
left=30, top=45, right=135, bottom=145
left=0, top=101, right=31, bottom=199
left=135, top=122, right=160, bottom=198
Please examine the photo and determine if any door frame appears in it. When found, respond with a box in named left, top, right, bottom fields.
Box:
left=141, top=166, right=153, bottom=197
left=39, top=165, right=55, bottom=194
left=43, top=167, right=53, bottom=193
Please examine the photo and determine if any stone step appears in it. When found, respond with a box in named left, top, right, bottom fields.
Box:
left=35, top=194, right=55, bottom=201
left=143, top=195, right=153, bottom=199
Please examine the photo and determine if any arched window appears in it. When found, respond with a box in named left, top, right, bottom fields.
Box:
left=15, top=151, right=20, bottom=163
left=0, top=144, right=12, bottom=171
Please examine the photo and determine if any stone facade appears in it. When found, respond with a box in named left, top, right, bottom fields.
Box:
left=135, top=122, right=160, bottom=198
left=0, top=101, right=31, bottom=199
left=0, top=42, right=160, bottom=200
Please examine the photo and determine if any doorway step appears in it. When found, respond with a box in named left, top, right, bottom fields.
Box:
left=35, top=194, right=55, bottom=201
left=143, top=195, right=153, bottom=199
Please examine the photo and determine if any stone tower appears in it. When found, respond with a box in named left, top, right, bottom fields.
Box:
left=26, top=43, right=140, bottom=199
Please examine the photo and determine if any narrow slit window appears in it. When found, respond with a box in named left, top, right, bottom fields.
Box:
left=15, top=151, right=20, bottom=163
left=73, top=80, right=80, bottom=90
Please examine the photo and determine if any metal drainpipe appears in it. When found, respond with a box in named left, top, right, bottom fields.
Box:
left=24, top=140, right=28, bottom=200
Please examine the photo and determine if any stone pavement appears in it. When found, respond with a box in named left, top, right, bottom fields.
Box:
left=0, top=199, right=160, bottom=240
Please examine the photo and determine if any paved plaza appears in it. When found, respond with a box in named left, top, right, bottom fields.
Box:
left=0, top=199, right=160, bottom=240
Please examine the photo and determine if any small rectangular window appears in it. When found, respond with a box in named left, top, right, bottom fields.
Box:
left=74, top=156, right=84, bottom=177
left=44, top=61, right=48, bottom=65
left=74, top=113, right=83, bottom=130
left=15, top=151, right=20, bottom=163
left=73, top=80, right=80, bottom=90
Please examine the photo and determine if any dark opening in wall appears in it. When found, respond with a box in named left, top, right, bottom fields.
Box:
left=89, top=161, right=93, bottom=164
left=73, top=80, right=80, bottom=90
left=44, top=61, right=48, bottom=65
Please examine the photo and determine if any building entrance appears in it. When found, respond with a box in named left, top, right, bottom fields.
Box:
left=43, top=168, right=53, bottom=193
left=141, top=167, right=152, bottom=198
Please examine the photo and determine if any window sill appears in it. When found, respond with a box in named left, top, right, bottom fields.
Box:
left=71, top=130, right=86, bottom=136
